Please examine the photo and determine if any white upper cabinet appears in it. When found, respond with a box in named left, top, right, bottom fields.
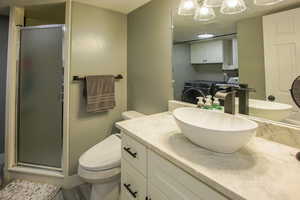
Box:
left=191, top=40, right=224, bottom=64
left=190, top=39, right=239, bottom=70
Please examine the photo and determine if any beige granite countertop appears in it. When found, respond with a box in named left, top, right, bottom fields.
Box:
left=116, top=112, right=300, bottom=200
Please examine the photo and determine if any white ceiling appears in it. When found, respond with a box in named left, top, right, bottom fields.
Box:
left=0, top=0, right=152, bottom=14
left=173, top=0, right=300, bottom=42
left=73, top=0, right=151, bottom=14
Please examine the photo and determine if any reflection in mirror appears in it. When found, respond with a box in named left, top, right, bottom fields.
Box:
left=172, top=0, right=300, bottom=126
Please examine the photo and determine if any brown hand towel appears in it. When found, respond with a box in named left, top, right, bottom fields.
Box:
left=85, top=75, right=116, bottom=113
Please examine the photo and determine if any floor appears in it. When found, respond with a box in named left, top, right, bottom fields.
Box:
left=0, top=179, right=91, bottom=200
left=61, top=184, right=91, bottom=200
left=0, top=179, right=61, bottom=200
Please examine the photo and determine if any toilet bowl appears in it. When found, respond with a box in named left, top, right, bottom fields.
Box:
left=78, top=111, right=144, bottom=200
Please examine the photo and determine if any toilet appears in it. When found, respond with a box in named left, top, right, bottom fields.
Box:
left=78, top=111, right=145, bottom=200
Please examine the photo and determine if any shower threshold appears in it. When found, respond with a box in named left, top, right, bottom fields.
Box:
left=8, top=165, right=64, bottom=179
left=17, top=162, right=62, bottom=172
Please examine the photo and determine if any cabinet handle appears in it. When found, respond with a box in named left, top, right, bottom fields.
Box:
left=123, top=183, right=138, bottom=198
left=123, top=147, right=137, bottom=158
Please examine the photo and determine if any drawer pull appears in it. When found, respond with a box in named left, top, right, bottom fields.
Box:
left=123, top=147, right=137, bottom=158
left=123, top=183, right=138, bottom=198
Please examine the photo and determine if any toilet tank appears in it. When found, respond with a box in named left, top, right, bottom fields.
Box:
left=122, top=111, right=145, bottom=120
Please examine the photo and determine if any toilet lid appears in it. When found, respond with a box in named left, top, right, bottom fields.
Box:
left=79, top=135, right=121, bottom=171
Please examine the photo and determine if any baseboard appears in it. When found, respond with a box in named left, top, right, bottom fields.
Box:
left=63, top=174, right=84, bottom=189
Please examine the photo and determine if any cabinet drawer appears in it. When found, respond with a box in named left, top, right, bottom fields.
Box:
left=148, top=151, right=228, bottom=200
left=122, top=133, right=147, bottom=176
left=121, top=159, right=147, bottom=200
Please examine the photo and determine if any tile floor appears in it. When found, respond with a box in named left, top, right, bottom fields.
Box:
left=0, top=179, right=60, bottom=200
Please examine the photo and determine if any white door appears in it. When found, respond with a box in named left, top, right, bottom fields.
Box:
left=263, top=8, right=300, bottom=111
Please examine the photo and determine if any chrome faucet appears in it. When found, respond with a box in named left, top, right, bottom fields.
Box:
left=215, top=88, right=236, bottom=115
left=215, top=84, right=255, bottom=115
left=236, top=84, right=256, bottom=115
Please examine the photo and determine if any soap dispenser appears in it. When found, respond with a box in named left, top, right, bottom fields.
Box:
left=205, top=95, right=213, bottom=107
left=197, top=97, right=206, bottom=108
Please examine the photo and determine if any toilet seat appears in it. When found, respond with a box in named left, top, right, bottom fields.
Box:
left=77, top=111, right=146, bottom=200
left=79, top=135, right=121, bottom=171
left=78, top=165, right=121, bottom=183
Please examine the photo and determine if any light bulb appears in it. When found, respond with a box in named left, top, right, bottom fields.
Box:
left=220, top=0, right=247, bottom=14
left=194, top=4, right=216, bottom=21
left=200, top=7, right=210, bottom=15
left=226, top=0, right=238, bottom=7
left=183, top=1, right=195, bottom=9
left=178, top=0, right=197, bottom=16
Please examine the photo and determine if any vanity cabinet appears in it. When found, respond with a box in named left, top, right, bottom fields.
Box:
left=121, top=134, right=229, bottom=200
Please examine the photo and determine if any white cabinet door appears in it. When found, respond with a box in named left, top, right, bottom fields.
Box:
left=232, top=38, right=239, bottom=69
left=206, top=40, right=223, bottom=63
left=121, top=159, right=147, bottom=200
left=191, top=40, right=224, bottom=64
left=122, top=134, right=147, bottom=176
left=263, top=8, right=300, bottom=110
left=148, top=151, right=228, bottom=200
left=191, top=42, right=207, bottom=64
left=148, top=184, right=169, bottom=200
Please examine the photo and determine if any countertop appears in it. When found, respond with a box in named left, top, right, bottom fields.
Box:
left=116, top=112, right=300, bottom=200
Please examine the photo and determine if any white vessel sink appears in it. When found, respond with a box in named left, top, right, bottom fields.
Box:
left=173, top=107, right=258, bottom=153
left=236, top=99, right=293, bottom=121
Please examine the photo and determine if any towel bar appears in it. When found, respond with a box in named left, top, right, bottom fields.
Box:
left=73, top=74, right=123, bottom=81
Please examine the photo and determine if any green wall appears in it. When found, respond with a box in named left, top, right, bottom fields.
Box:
left=128, top=0, right=268, bottom=111
left=237, top=16, right=266, bottom=100
left=24, top=3, right=65, bottom=26
left=69, top=2, right=127, bottom=175
left=127, top=0, right=174, bottom=114
left=0, top=15, right=9, bottom=154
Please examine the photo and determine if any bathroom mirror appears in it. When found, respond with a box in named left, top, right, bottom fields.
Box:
left=172, top=0, right=300, bottom=127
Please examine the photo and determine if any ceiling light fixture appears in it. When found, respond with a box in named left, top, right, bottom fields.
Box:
left=194, top=4, right=216, bottom=21
left=204, top=0, right=223, bottom=7
left=178, top=0, right=197, bottom=16
left=254, top=0, right=284, bottom=6
left=177, top=0, right=284, bottom=22
left=220, top=0, right=247, bottom=15
left=197, top=33, right=215, bottom=39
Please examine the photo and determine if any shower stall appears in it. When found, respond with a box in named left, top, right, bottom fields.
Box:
left=17, top=25, right=64, bottom=170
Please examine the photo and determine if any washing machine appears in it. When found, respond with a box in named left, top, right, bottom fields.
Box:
left=181, top=80, right=225, bottom=104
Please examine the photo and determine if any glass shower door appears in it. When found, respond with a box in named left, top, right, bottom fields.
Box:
left=17, top=25, right=64, bottom=169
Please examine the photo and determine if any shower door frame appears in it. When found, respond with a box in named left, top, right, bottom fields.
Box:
left=4, top=5, right=72, bottom=186
left=15, top=24, right=65, bottom=171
